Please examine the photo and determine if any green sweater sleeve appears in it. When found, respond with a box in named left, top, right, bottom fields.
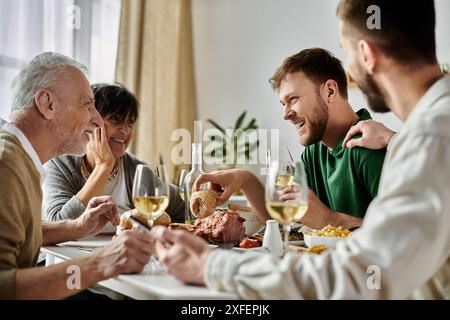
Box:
left=300, top=149, right=313, bottom=189
left=358, top=149, right=386, bottom=198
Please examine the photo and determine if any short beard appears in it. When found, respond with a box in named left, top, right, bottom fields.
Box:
left=357, top=65, right=390, bottom=113
left=58, top=138, right=86, bottom=156
left=302, top=93, right=329, bottom=146
left=50, top=125, right=86, bottom=157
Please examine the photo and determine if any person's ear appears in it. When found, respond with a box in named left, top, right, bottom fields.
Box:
left=34, top=89, right=56, bottom=120
left=357, top=39, right=377, bottom=75
left=321, top=80, right=338, bottom=103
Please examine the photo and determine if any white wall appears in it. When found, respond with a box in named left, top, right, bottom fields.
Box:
left=191, top=0, right=450, bottom=175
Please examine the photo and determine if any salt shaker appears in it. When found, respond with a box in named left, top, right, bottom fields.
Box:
left=262, top=220, right=283, bottom=258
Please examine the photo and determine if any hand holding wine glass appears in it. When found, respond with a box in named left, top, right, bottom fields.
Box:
left=265, top=161, right=308, bottom=254
left=132, top=164, right=170, bottom=228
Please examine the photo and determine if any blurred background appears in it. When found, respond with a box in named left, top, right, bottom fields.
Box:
left=1, top=0, right=449, bottom=180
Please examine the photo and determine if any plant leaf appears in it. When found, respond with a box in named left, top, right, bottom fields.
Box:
left=246, top=141, right=259, bottom=158
left=244, top=118, right=256, bottom=130
left=234, top=128, right=245, bottom=140
left=206, top=119, right=226, bottom=134
left=239, top=141, right=258, bottom=153
left=245, top=124, right=258, bottom=131
left=234, top=111, right=247, bottom=129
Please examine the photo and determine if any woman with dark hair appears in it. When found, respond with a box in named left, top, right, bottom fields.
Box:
left=42, top=83, right=185, bottom=228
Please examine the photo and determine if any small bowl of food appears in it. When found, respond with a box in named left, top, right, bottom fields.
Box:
left=239, top=211, right=265, bottom=236
left=304, top=225, right=352, bottom=249
left=228, top=203, right=265, bottom=236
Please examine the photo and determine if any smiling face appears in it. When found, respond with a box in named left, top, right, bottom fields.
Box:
left=279, top=72, right=329, bottom=146
left=50, top=66, right=102, bottom=156
left=91, top=84, right=139, bottom=159
left=339, top=22, right=390, bottom=113
left=103, top=113, right=135, bottom=159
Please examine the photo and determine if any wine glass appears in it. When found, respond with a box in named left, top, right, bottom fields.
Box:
left=265, top=161, right=308, bottom=254
left=132, top=164, right=170, bottom=228
left=275, top=161, right=295, bottom=188
left=280, top=147, right=296, bottom=173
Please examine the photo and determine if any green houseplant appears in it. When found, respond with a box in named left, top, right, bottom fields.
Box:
left=205, top=111, right=259, bottom=168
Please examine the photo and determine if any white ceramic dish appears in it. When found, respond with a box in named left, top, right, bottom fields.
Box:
left=238, top=211, right=265, bottom=236
left=288, top=240, right=305, bottom=246
left=304, top=233, right=347, bottom=248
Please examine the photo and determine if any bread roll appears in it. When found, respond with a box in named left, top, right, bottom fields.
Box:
left=119, top=214, right=133, bottom=230
left=117, top=210, right=171, bottom=234
left=190, top=189, right=218, bottom=218
left=154, top=211, right=171, bottom=226
left=118, top=210, right=149, bottom=231
left=168, top=223, right=195, bottom=232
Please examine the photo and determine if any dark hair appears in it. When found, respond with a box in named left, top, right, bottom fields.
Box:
left=91, top=83, right=139, bottom=123
left=337, top=0, right=437, bottom=65
left=270, top=48, right=348, bottom=99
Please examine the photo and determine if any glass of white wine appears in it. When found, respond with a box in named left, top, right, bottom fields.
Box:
left=132, top=164, right=170, bottom=228
left=266, top=161, right=308, bottom=253
left=275, top=162, right=295, bottom=188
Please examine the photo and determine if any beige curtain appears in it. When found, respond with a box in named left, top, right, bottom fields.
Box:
left=115, top=0, right=196, bottom=179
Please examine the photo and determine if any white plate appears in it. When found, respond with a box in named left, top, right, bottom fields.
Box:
left=231, top=240, right=304, bottom=252
left=289, top=240, right=305, bottom=246
left=57, top=235, right=112, bottom=248
left=231, top=247, right=267, bottom=253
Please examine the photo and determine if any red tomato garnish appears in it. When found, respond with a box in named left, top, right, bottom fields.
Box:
left=239, top=238, right=261, bottom=248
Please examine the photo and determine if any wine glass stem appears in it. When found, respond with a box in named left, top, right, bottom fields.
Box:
left=283, top=223, right=291, bottom=254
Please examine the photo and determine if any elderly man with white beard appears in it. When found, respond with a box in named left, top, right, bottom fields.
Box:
left=0, top=52, right=154, bottom=299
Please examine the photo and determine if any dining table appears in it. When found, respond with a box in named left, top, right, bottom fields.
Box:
left=42, top=235, right=238, bottom=300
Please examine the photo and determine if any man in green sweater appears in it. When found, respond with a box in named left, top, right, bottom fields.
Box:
left=269, top=48, right=386, bottom=229
left=0, top=52, right=153, bottom=299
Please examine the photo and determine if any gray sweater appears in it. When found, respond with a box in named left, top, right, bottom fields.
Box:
left=42, top=152, right=185, bottom=223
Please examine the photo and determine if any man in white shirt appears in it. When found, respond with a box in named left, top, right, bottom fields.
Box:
left=151, top=0, right=450, bottom=299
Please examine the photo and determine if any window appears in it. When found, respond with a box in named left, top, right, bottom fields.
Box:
left=0, top=0, right=121, bottom=120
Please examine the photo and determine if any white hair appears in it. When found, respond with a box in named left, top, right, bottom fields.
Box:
left=10, top=52, right=88, bottom=118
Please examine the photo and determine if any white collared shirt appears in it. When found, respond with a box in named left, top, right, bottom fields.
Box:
left=205, top=76, right=450, bottom=299
left=0, top=118, right=46, bottom=186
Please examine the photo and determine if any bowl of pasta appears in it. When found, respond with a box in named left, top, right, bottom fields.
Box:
left=304, top=225, right=352, bottom=249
